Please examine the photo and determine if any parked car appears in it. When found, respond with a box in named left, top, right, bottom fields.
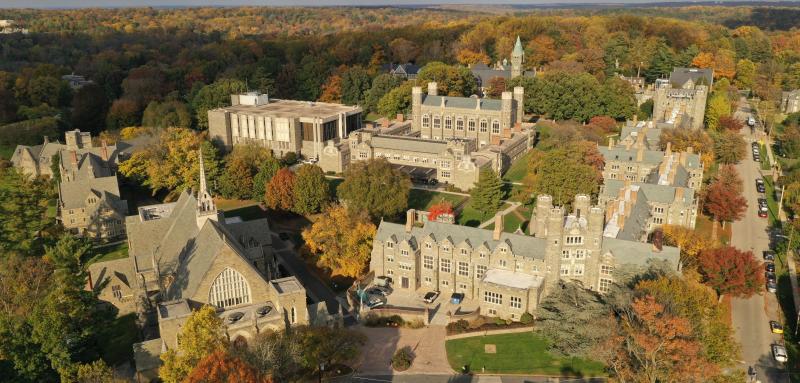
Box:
left=766, top=271, right=776, bottom=281
left=227, top=311, right=245, bottom=323
left=374, top=276, right=393, bottom=287
left=764, top=251, right=776, bottom=261
left=766, top=262, right=776, bottom=273
left=773, top=344, right=788, bottom=363
left=767, top=280, right=778, bottom=293
left=256, top=305, right=272, bottom=317
left=423, top=291, right=440, bottom=303
left=450, top=292, right=465, bottom=304
left=770, top=321, right=785, bottom=334
left=756, top=178, right=766, bottom=193
left=754, top=153, right=761, bottom=162
left=748, top=116, right=757, bottom=127
left=759, top=198, right=768, bottom=208
left=366, top=295, right=386, bottom=308
left=366, top=286, right=392, bottom=297
left=759, top=205, right=769, bottom=218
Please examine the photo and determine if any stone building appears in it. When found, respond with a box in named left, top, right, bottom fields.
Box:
left=383, top=63, right=420, bottom=80
left=599, top=137, right=703, bottom=192
left=652, top=68, right=713, bottom=129
left=87, top=153, right=310, bottom=378
left=207, top=92, right=363, bottom=159
left=369, top=195, right=680, bottom=321
left=782, top=90, right=800, bottom=114
left=470, top=36, right=535, bottom=94
left=412, top=82, right=525, bottom=149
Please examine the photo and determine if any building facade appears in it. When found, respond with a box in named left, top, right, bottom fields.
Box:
left=208, top=92, right=363, bottom=159
left=782, top=90, right=800, bottom=115
left=652, top=68, right=713, bottom=129
left=599, top=139, right=703, bottom=192
left=369, top=195, right=680, bottom=321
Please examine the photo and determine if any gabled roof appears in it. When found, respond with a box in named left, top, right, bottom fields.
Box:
left=603, top=179, right=695, bottom=205
left=59, top=175, right=124, bottom=210
left=602, top=237, right=680, bottom=268
left=669, top=67, right=713, bottom=89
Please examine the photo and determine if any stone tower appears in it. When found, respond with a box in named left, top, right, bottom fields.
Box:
left=411, top=86, right=423, bottom=133
left=511, top=36, right=524, bottom=78
left=196, top=150, right=220, bottom=229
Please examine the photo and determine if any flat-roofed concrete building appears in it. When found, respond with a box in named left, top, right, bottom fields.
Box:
left=208, top=92, right=363, bottom=159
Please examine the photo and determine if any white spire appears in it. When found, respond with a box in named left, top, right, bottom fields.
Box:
left=199, top=149, right=208, bottom=198
left=196, top=149, right=218, bottom=228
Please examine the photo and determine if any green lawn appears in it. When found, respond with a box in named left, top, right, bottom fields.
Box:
left=503, top=205, right=530, bottom=233
left=502, top=150, right=533, bottom=183
left=407, top=189, right=467, bottom=211
left=763, top=176, right=781, bottom=226
left=45, top=198, right=57, bottom=219
left=0, top=144, right=14, bottom=160
left=89, top=242, right=129, bottom=265
left=445, top=332, right=606, bottom=376
left=760, top=143, right=772, bottom=170
left=98, top=313, right=139, bottom=366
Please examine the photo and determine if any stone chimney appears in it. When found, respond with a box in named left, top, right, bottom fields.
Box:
left=405, top=209, right=416, bottom=233
left=101, top=140, right=109, bottom=162
left=427, top=82, right=438, bottom=96
left=665, top=142, right=672, bottom=156
left=675, top=188, right=684, bottom=202
left=71, top=150, right=78, bottom=166
left=396, top=113, right=404, bottom=122
left=377, top=117, right=389, bottom=129
left=493, top=213, right=503, bottom=241
left=43, top=136, right=49, bottom=144
left=514, top=122, right=522, bottom=133
left=636, top=146, right=644, bottom=161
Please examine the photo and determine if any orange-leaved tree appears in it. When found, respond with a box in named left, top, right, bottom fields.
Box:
left=428, top=200, right=455, bottom=222
left=302, top=204, right=376, bottom=278
left=265, top=168, right=296, bottom=211
left=186, top=350, right=272, bottom=383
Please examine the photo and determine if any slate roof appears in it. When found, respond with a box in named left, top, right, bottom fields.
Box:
left=669, top=67, right=713, bottom=88
left=470, top=66, right=535, bottom=88
left=88, top=256, right=134, bottom=290
left=370, top=135, right=451, bottom=154
left=598, top=146, right=665, bottom=165
left=421, top=94, right=503, bottom=111
left=603, top=179, right=695, bottom=205
left=133, top=339, right=164, bottom=372
left=58, top=175, right=124, bottom=210
left=602, top=237, right=680, bottom=267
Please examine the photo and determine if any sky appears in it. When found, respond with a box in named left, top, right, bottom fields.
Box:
left=0, top=0, right=781, bottom=8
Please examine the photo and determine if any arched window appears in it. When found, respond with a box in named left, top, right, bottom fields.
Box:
left=209, top=267, right=251, bottom=308
left=491, top=120, right=500, bottom=134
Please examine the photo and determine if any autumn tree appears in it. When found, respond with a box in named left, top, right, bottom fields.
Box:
left=734, top=59, right=756, bottom=90
left=141, top=100, right=192, bottom=129
left=607, top=296, right=712, bottom=382
left=265, top=168, right=296, bottom=211
left=105, top=98, right=141, bottom=130
left=662, top=225, right=714, bottom=269
left=318, top=73, right=342, bottom=103
left=485, top=77, right=506, bottom=98
left=302, top=204, right=376, bottom=278
left=161, top=305, right=228, bottom=383
left=526, top=142, right=603, bottom=207
left=705, top=94, right=731, bottom=131
left=705, top=175, right=747, bottom=233
left=337, top=158, right=411, bottom=220
left=219, top=156, right=255, bottom=200
left=428, top=200, right=455, bottom=222
left=469, top=169, right=504, bottom=220
left=712, top=129, right=746, bottom=164
left=191, top=78, right=247, bottom=130
left=388, top=38, right=419, bottom=63
left=75, top=360, right=116, bottom=383
left=717, top=116, right=743, bottom=131
left=417, top=62, right=477, bottom=97
left=292, top=164, right=330, bottom=215
left=252, top=157, right=282, bottom=202
left=698, top=246, right=763, bottom=297
left=186, top=350, right=266, bottom=383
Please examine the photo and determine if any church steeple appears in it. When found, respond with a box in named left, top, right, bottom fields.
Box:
left=511, top=36, right=524, bottom=78
left=196, top=149, right=219, bottom=229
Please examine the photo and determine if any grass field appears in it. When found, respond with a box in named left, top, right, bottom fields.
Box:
left=760, top=143, right=772, bottom=170
left=445, top=332, right=606, bottom=376
left=407, top=189, right=467, bottom=211
left=764, top=176, right=781, bottom=227
left=695, top=214, right=732, bottom=245
left=89, top=242, right=129, bottom=265
left=502, top=150, right=533, bottom=183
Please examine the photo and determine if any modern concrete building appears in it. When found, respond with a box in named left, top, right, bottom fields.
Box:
left=782, top=90, right=800, bottom=115
left=208, top=92, right=363, bottom=159
left=369, top=195, right=680, bottom=321
left=652, top=68, right=713, bottom=129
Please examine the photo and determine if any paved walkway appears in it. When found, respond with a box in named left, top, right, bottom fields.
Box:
left=478, top=202, right=521, bottom=229
left=353, top=325, right=453, bottom=375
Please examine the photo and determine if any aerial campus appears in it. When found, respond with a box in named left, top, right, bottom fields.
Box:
left=2, top=3, right=800, bottom=383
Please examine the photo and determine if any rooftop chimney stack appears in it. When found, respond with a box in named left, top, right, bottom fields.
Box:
left=405, top=209, right=416, bottom=233
left=493, top=213, right=504, bottom=241
left=427, top=82, right=438, bottom=96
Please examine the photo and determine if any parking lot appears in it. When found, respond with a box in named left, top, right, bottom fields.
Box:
left=362, top=281, right=480, bottom=326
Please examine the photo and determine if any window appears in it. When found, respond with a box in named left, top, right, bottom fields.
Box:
left=516, top=262, right=523, bottom=271
left=209, top=268, right=252, bottom=308
left=386, top=241, right=394, bottom=249
left=491, top=120, right=500, bottom=134
left=291, top=307, right=297, bottom=324
left=533, top=264, right=539, bottom=272
left=399, top=263, right=412, bottom=271
left=442, top=244, right=450, bottom=252
left=601, top=265, right=613, bottom=275
left=479, top=119, right=488, bottom=133
left=444, top=116, right=452, bottom=130
left=611, top=164, right=619, bottom=170
left=440, top=259, right=451, bottom=273
left=359, top=151, right=368, bottom=159
left=476, top=265, right=487, bottom=279
left=425, top=242, right=432, bottom=249
left=401, top=249, right=409, bottom=256
left=562, top=250, right=570, bottom=259
left=387, top=269, right=394, bottom=275
left=433, top=116, right=441, bottom=129
left=441, top=171, right=451, bottom=178
left=441, top=160, right=451, bottom=169
left=575, top=249, right=586, bottom=259
left=560, top=264, right=570, bottom=276
left=459, top=283, right=467, bottom=290
left=458, top=262, right=469, bottom=277
left=468, top=119, right=476, bottom=132
left=387, top=256, right=394, bottom=263
left=456, top=118, right=464, bottom=131
left=499, top=247, right=507, bottom=253
left=441, top=280, right=449, bottom=286
left=488, top=308, right=497, bottom=315
left=653, top=217, right=664, bottom=224
left=654, top=207, right=664, bottom=214
left=460, top=248, right=468, bottom=256
left=599, top=278, right=612, bottom=293
left=423, top=255, right=434, bottom=269
left=424, top=276, right=432, bottom=284
left=422, top=114, right=430, bottom=128
left=510, top=296, right=522, bottom=309
left=574, top=264, right=585, bottom=276
left=565, top=236, right=583, bottom=245
left=498, top=259, right=507, bottom=268
left=484, top=291, right=502, bottom=305
left=112, top=285, right=122, bottom=299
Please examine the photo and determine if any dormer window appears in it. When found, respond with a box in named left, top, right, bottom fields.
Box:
left=565, top=236, right=583, bottom=245
left=401, top=249, right=409, bottom=256
left=442, top=245, right=450, bottom=252
left=460, top=248, right=468, bottom=256
left=425, top=242, right=432, bottom=249
left=386, top=241, right=394, bottom=249
left=499, top=247, right=507, bottom=253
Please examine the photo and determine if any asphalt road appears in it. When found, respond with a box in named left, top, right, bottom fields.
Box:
left=730, top=98, right=790, bottom=383
left=330, top=374, right=606, bottom=382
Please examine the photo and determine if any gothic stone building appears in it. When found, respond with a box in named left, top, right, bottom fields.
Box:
left=470, top=36, right=535, bottom=94
left=652, top=68, right=713, bottom=129
left=369, top=195, right=680, bottom=321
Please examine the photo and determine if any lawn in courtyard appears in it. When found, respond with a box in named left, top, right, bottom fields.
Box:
left=502, top=150, right=533, bottom=183
left=88, top=242, right=129, bottom=265
left=407, top=189, right=468, bottom=211
left=445, top=332, right=606, bottom=376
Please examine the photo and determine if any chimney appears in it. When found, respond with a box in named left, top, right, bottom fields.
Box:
left=491, top=134, right=501, bottom=146
left=618, top=212, right=626, bottom=229
left=514, top=122, right=522, bottom=133
left=101, top=140, right=109, bottom=161
left=503, top=125, right=512, bottom=139
left=675, top=188, right=684, bottom=202
left=71, top=150, right=78, bottom=166
left=43, top=135, right=49, bottom=144
left=396, top=113, right=404, bottom=122
left=427, top=82, right=438, bottom=96
left=636, top=146, right=644, bottom=161
left=405, top=209, right=416, bottom=233
left=608, top=137, right=614, bottom=149
left=493, top=213, right=503, bottom=241
left=665, top=142, right=672, bottom=155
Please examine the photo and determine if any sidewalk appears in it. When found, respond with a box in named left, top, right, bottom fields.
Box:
left=478, top=202, right=521, bottom=229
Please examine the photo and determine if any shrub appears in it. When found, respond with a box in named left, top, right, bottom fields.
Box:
left=446, top=319, right=470, bottom=334
left=405, top=319, right=425, bottom=329
left=364, top=314, right=405, bottom=327
left=520, top=312, right=534, bottom=325
left=282, top=151, right=298, bottom=165
left=391, top=346, right=414, bottom=371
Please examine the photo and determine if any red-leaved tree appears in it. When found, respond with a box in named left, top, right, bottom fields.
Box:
left=265, top=168, right=296, bottom=211
left=718, top=116, right=743, bottom=131
left=704, top=178, right=747, bottom=231
left=428, top=200, right=455, bottom=222
left=698, top=246, right=764, bottom=297
left=186, top=350, right=271, bottom=383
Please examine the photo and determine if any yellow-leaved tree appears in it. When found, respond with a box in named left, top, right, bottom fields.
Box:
left=160, top=305, right=228, bottom=383
left=662, top=225, right=714, bottom=270
left=302, top=204, right=376, bottom=278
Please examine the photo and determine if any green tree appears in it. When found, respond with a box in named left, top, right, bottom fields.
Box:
left=218, top=156, right=255, bottom=200
left=337, top=159, right=411, bottom=220
left=469, top=169, right=504, bottom=219
left=377, top=82, right=413, bottom=117
left=734, top=59, right=756, bottom=90
left=252, top=157, right=282, bottom=201
left=160, top=305, right=227, bottom=383
left=0, top=169, right=54, bottom=257
left=191, top=78, right=247, bottom=130
left=71, top=83, right=108, bottom=135
left=142, top=100, right=192, bottom=129
left=44, top=234, right=92, bottom=277
left=417, top=62, right=477, bottom=96
left=599, top=77, right=636, bottom=120
left=340, top=66, right=372, bottom=106
left=75, top=359, right=115, bottom=383
left=645, top=42, right=674, bottom=82
left=293, top=164, right=330, bottom=215
left=297, top=326, right=367, bottom=371
left=637, top=99, right=654, bottom=120
left=364, top=74, right=402, bottom=113
left=506, top=76, right=540, bottom=114
left=712, top=130, right=746, bottom=164
left=526, top=142, right=603, bottom=207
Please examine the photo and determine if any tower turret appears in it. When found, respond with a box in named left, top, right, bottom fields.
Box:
left=196, top=150, right=220, bottom=229
left=511, top=36, right=524, bottom=78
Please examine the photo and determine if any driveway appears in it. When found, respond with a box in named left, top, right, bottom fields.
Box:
left=353, top=325, right=453, bottom=375
left=730, top=97, right=790, bottom=383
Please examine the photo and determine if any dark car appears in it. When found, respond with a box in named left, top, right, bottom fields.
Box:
left=423, top=291, right=440, bottom=303
left=766, top=262, right=776, bottom=273
left=764, top=251, right=776, bottom=261
left=756, top=179, right=766, bottom=193
left=450, top=292, right=465, bottom=304
left=759, top=198, right=768, bottom=207
left=754, top=154, right=762, bottom=162
left=256, top=305, right=272, bottom=317
left=366, top=286, right=392, bottom=297
left=366, top=295, right=386, bottom=308
left=766, top=271, right=776, bottom=281
left=227, top=311, right=245, bottom=323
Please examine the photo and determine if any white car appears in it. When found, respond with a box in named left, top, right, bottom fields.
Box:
left=773, top=344, right=788, bottom=363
